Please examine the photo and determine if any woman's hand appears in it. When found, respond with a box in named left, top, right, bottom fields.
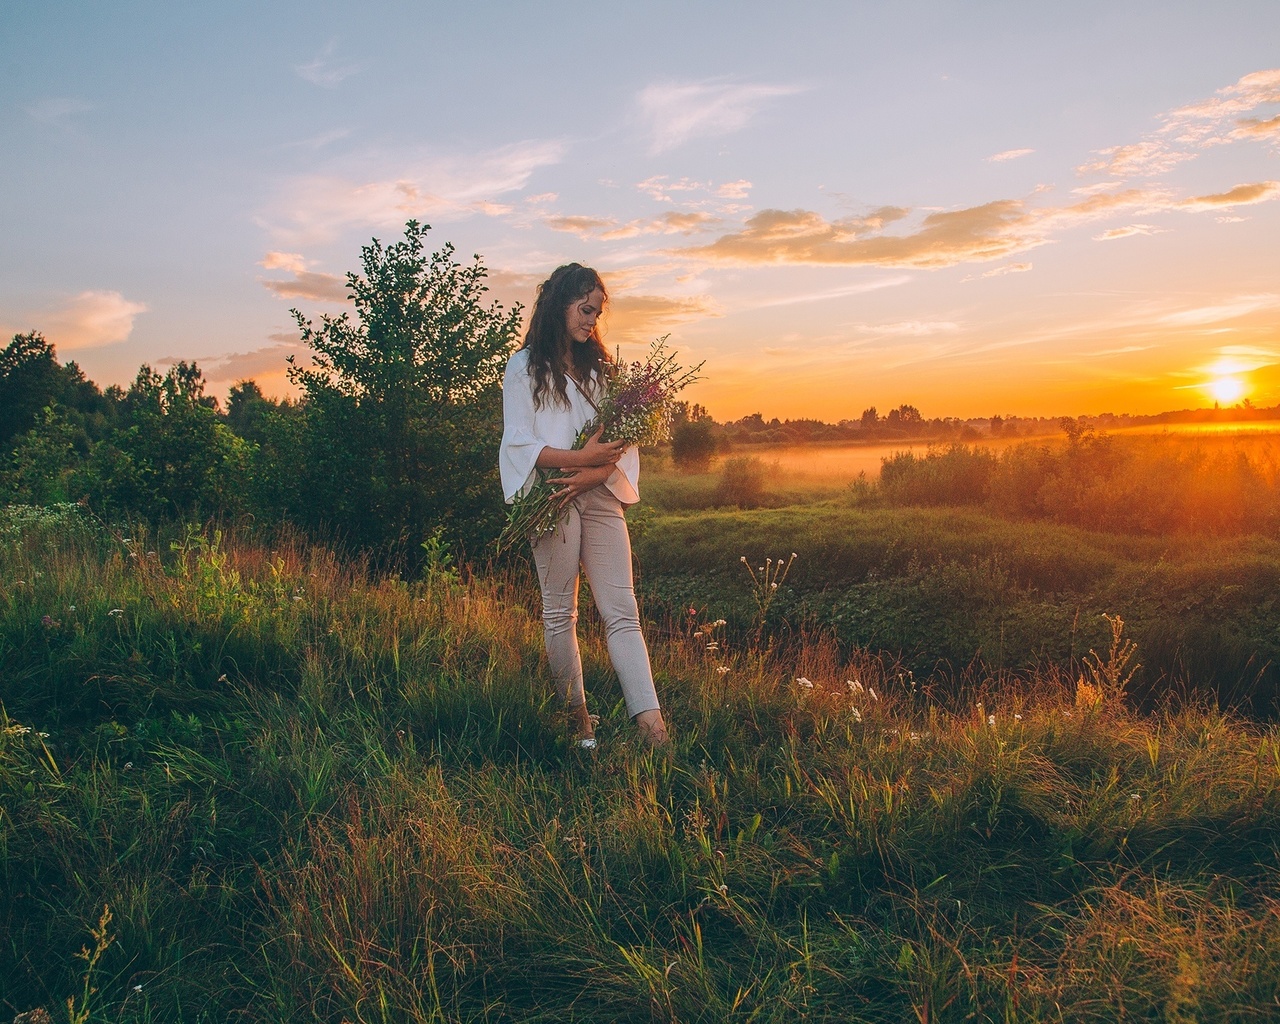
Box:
left=577, top=427, right=626, bottom=467
left=551, top=464, right=615, bottom=502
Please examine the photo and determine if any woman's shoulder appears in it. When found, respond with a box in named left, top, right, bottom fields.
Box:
left=505, top=348, right=531, bottom=375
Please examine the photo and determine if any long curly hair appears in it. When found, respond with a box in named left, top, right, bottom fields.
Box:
left=520, top=263, right=610, bottom=409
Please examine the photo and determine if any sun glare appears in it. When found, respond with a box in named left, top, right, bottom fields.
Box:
left=1207, top=377, right=1245, bottom=405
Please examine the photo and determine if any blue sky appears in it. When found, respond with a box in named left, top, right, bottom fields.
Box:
left=3, top=1, right=1279, bottom=418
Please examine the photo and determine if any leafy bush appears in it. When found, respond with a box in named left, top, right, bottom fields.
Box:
left=670, top=418, right=718, bottom=472
left=714, top=455, right=767, bottom=508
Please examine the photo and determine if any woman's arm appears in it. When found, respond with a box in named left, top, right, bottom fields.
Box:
left=549, top=463, right=617, bottom=501
left=535, top=426, right=626, bottom=470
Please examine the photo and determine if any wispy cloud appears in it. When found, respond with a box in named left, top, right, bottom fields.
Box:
left=259, top=252, right=348, bottom=303
left=1233, top=114, right=1280, bottom=140
left=1178, top=180, right=1280, bottom=210
left=543, top=215, right=616, bottom=239
left=26, top=97, right=92, bottom=125
left=988, top=148, right=1034, bottom=163
left=295, top=39, right=362, bottom=87
left=739, top=276, right=913, bottom=311
left=605, top=293, right=722, bottom=344
left=38, top=291, right=148, bottom=350
left=852, top=320, right=961, bottom=336
left=263, top=140, right=563, bottom=244
left=677, top=200, right=1042, bottom=269
left=1078, top=67, right=1280, bottom=179
left=982, top=262, right=1033, bottom=276
left=1158, top=295, right=1280, bottom=327
left=1094, top=224, right=1163, bottom=241
left=636, top=176, right=754, bottom=203
left=638, top=79, right=805, bottom=154
left=678, top=171, right=1265, bottom=269
left=545, top=211, right=719, bottom=240
left=164, top=342, right=307, bottom=385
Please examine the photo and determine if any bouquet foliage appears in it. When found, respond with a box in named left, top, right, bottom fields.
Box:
left=497, top=336, right=702, bottom=552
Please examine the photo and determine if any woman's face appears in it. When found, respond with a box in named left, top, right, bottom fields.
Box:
left=564, top=288, right=605, bottom=345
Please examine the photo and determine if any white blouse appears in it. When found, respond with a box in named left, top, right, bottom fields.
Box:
left=499, top=348, right=640, bottom=505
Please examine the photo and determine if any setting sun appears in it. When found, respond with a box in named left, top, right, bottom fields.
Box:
left=1208, top=377, right=1246, bottom=405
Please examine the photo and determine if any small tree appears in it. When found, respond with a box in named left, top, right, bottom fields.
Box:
left=288, top=220, right=522, bottom=557
left=671, top=419, right=717, bottom=473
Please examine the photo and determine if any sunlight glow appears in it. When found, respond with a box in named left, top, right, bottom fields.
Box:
left=1207, top=377, right=1246, bottom=405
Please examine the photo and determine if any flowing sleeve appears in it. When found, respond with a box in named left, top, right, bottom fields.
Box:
left=499, top=354, right=544, bottom=503
left=606, top=446, right=641, bottom=506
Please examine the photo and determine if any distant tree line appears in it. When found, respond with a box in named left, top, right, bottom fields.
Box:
left=0, top=222, right=520, bottom=563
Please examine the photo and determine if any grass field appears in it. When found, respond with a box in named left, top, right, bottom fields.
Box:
left=633, top=427, right=1280, bottom=714
left=3, top=507, right=1280, bottom=1022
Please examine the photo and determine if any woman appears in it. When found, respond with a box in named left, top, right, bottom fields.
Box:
left=500, top=263, right=669, bottom=748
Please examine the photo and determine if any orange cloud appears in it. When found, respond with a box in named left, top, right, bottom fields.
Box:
left=544, top=215, right=615, bottom=239
left=1078, top=68, right=1280, bottom=180
left=679, top=186, right=1187, bottom=269
left=605, top=293, right=721, bottom=345
left=193, top=342, right=308, bottom=383
left=601, top=211, right=718, bottom=240
left=261, top=271, right=349, bottom=303
left=1094, top=224, right=1163, bottom=241
left=678, top=201, right=1036, bottom=268
left=545, top=211, right=719, bottom=241
left=1234, top=114, right=1280, bottom=139
left=40, top=290, right=148, bottom=350
left=1178, top=181, right=1280, bottom=210
left=259, top=252, right=349, bottom=303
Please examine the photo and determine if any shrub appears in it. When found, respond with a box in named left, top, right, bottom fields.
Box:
left=715, top=455, right=767, bottom=508
left=670, top=418, right=717, bottom=472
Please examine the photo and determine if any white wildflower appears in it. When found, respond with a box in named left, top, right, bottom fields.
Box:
left=716, top=666, right=730, bottom=675
left=850, top=707, right=862, bottom=722
left=848, top=679, right=864, bottom=694
left=867, top=686, right=878, bottom=701
left=108, top=608, right=124, bottom=617
left=988, top=714, right=996, bottom=727
left=795, top=676, right=814, bottom=689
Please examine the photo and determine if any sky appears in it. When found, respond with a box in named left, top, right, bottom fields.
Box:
left=2, top=0, right=1279, bottom=421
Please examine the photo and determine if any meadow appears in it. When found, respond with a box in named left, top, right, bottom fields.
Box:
left=635, top=426, right=1280, bottom=715
left=3, top=503, right=1280, bottom=1022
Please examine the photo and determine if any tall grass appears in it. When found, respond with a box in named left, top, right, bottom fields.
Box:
left=633, top=503, right=1280, bottom=711
left=879, top=431, right=1280, bottom=536
left=3, top=507, right=1280, bottom=1021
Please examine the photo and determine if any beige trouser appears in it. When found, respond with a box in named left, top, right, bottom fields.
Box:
left=530, top=485, right=660, bottom=719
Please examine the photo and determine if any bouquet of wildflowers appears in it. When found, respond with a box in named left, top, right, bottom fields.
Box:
left=497, top=336, right=703, bottom=552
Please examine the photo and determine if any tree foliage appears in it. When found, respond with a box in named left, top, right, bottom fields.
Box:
left=287, top=220, right=522, bottom=556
